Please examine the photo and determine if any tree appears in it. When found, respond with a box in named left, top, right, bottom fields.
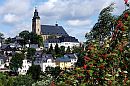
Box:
left=0, top=73, right=14, bottom=86
left=27, top=65, right=41, bottom=81
left=19, top=30, right=30, bottom=43
left=13, top=75, right=34, bottom=86
left=56, top=4, right=130, bottom=86
left=29, top=32, right=43, bottom=47
left=27, top=48, right=36, bottom=62
left=9, top=53, right=24, bottom=72
left=60, top=46, right=65, bottom=55
left=45, top=66, right=61, bottom=78
left=86, top=3, right=116, bottom=44
left=32, top=74, right=53, bottom=86
left=37, top=35, right=43, bottom=47
left=4, top=37, right=13, bottom=44
left=48, top=44, right=53, bottom=54
left=66, top=46, right=71, bottom=54
left=54, top=43, right=60, bottom=55
left=0, top=32, right=3, bottom=38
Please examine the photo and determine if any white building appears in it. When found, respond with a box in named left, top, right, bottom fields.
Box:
left=44, top=36, right=80, bottom=50
left=18, top=59, right=32, bottom=75
left=0, top=56, right=10, bottom=72
left=34, top=54, right=56, bottom=72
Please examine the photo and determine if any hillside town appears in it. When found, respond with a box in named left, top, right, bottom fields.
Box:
left=0, top=8, right=81, bottom=74
left=0, top=0, right=130, bottom=86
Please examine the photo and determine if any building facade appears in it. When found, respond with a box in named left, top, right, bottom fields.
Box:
left=18, top=59, right=32, bottom=75
left=44, top=36, right=80, bottom=50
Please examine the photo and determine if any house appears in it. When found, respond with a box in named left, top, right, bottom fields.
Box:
left=44, top=36, right=80, bottom=50
left=0, top=55, right=10, bottom=72
left=34, top=54, right=56, bottom=72
left=0, top=43, right=22, bottom=56
left=55, top=54, right=78, bottom=69
left=55, top=56, right=71, bottom=69
left=18, top=59, right=32, bottom=75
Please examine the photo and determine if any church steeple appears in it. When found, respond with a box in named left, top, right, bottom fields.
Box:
left=33, top=7, right=40, bottom=19
left=32, top=7, right=41, bottom=35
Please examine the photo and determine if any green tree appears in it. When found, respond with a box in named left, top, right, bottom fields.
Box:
left=32, top=74, right=52, bottom=86
left=27, top=48, right=36, bottom=62
left=86, top=3, right=116, bottom=43
left=19, top=30, right=30, bottom=43
left=29, top=32, right=43, bottom=47
left=27, top=65, right=41, bottom=81
left=4, top=37, right=13, bottom=44
left=10, top=53, right=24, bottom=72
left=0, top=73, right=13, bottom=86
left=48, top=44, right=53, bottom=54
left=54, top=43, right=60, bottom=55
left=66, top=46, right=71, bottom=54
left=60, top=46, right=65, bottom=55
left=45, top=66, right=61, bottom=78
left=13, top=75, right=34, bottom=86
left=37, top=35, right=43, bottom=47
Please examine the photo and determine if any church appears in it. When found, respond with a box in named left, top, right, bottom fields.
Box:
left=32, top=8, right=69, bottom=41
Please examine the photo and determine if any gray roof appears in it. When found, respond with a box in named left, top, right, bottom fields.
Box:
left=56, top=56, right=71, bottom=62
left=64, top=54, right=77, bottom=59
left=34, top=54, right=54, bottom=62
left=0, top=55, right=8, bottom=62
left=41, top=25, right=68, bottom=36
left=45, top=36, right=79, bottom=43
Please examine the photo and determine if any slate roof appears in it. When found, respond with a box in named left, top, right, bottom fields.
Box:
left=41, top=25, right=68, bottom=36
left=34, top=54, right=54, bottom=62
left=0, top=55, right=8, bottom=62
left=45, top=36, right=79, bottom=43
left=64, top=54, right=77, bottom=59
left=59, top=36, right=79, bottom=42
left=55, top=56, right=71, bottom=62
left=46, top=38, right=60, bottom=43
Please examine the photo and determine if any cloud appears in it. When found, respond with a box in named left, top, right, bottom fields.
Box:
left=0, top=0, right=31, bottom=15
left=2, top=13, right=20, bottom=25
left=67, top=19, right=92, bottom=27
left=0, top=0, right=127, bottom=42
left=6, top=22, right=31, bottom=38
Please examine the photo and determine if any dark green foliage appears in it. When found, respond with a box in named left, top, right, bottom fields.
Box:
left=54, top=43, right=60, bottom=55
left=10, top=53, right=24, bottom=72
left=85, top=4, right=116, bottom=42
left=19, top=30, right=30, bottom=43
left=29, top=32, right=43, bottom=46
left=48, top=44, right=53, bottom=54
left=66, top=46, right=71, bottom=53
left=19, top=31, right=43, bottom=47
left=27, top=48, right=36, bottom=61
left=5, top=37, right=13, bottom=44
left=60, top=46, right=65, bottom=55
left=45, top=66, right=61, bottom=78
left=13, top=75, right=34, bottom=86
left=27, top=65, right=41, bottom=81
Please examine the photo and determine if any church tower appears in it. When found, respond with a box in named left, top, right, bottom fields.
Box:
left=32, top=8, right=41, bottom=35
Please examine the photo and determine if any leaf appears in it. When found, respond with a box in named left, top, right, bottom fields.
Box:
left=89, top=70, right=94, bottom=76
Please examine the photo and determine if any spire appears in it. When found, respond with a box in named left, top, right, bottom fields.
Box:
left=33, top=7, right=40, bottom=19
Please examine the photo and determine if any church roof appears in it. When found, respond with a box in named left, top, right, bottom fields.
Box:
left=41, top=25, right=68, bottom=36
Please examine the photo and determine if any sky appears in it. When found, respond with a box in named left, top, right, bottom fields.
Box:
left=0, top=0, right=127, bottom=42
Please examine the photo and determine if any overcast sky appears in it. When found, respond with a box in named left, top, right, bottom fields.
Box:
left=0, top=0, right=127, bottom=42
